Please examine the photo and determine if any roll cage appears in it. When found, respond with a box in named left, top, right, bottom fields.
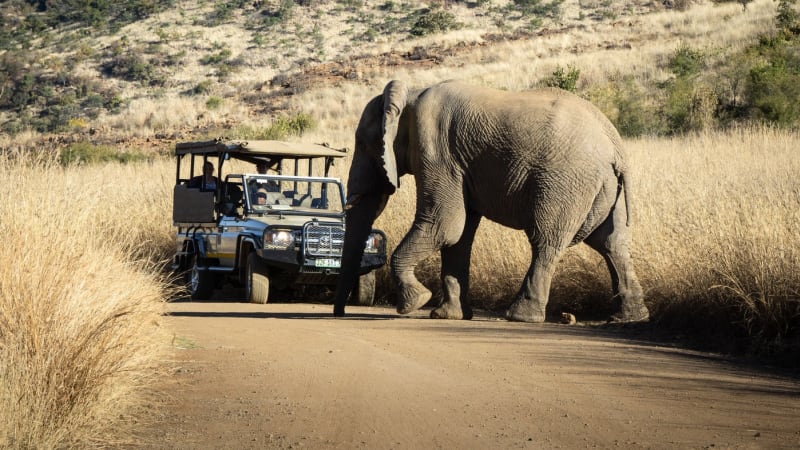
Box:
left=172, top=139, right=348, bottom=225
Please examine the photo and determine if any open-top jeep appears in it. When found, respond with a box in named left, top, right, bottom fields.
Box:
left=171, top=139, right=387, bottom=305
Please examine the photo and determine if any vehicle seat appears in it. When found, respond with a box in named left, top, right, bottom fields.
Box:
left=266, top=192, right=292, bottom=205
left=294, top=193, right=313, bottom=207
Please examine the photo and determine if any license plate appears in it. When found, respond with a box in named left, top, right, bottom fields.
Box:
left=315, top=258, right=340, bottom=268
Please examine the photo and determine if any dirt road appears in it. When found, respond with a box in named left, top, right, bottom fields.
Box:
left=139, top=301, right=800, bottom=449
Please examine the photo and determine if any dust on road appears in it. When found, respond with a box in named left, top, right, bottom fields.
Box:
left=138, top=301, right=800, bottom=449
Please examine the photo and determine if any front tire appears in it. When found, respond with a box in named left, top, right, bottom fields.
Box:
left=246, top=253, right=270, bottom=304
left=189, top=257, right=215, bottom=300
left=350, top=271, right=376, bottom=306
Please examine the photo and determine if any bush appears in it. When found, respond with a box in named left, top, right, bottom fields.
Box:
left=410, top=8, right=461, bottom=36
left=776, top=0, right=800, bottom=36
left=191, top=80, right=214, bottom=95
left=588, top=76, right=661, bottom=137
left=232, top=113, right=317, bottom=140
left=747, top=61, right=800, bottom=125
left=257, top=0, right=295, bottom=28
left=511, top=0, right=564, bottom=18
left=543, top=65, right=580, bottom=92
left=668, top=44, right=706, bottom=78
left=200, top=49, right=233, bottom=66
left=101, top=54, right=163, bottom=85
left=59, top=142, right=150, bottom=166
left=206, top=96, right=223, bottom=110
left=45, top=0, right=175, bottom=30
left=205, top=1, right=250, bottom=26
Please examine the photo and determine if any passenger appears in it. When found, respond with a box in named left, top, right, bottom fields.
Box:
left=187, top=161, right=218, bottom=191
left=255, top=160, right=280, bottom=192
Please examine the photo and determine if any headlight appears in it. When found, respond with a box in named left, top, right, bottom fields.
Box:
left=364, top=232, right=384, bottom=254
left=264, top=229, right=295, bottom=250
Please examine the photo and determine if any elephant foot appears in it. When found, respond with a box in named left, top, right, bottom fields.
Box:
left=333, top=304, right=346, bottom=317
left=396, top=282, right=432, bottom=315
left=430, top=302, right=472, bottom=320
left=610, top=303, right=650, bottom=323
left=505, top=298, right=545, bottom=323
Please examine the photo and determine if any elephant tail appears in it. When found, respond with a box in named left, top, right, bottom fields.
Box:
left=618, top=170, right=633, bottom=227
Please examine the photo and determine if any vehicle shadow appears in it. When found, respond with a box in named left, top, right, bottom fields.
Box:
left=166, top=309, right=399, bottom=320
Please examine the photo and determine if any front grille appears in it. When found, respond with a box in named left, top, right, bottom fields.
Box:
left=303, top=223, right=344, bottom=256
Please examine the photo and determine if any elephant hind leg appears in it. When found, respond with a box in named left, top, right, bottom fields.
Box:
left=585, top=202, right=649, bottom=323
left=506, top=242, right=565, bottom=323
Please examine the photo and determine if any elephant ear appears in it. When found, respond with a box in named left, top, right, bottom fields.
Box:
left=380, top=80, right=407, bottom=193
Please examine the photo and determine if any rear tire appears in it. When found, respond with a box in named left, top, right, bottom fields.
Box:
left=350, top=271, right=376, bottom=306
left=189, top=257, right=215, bottom=300
left=246, top=253, right=270, bottom=304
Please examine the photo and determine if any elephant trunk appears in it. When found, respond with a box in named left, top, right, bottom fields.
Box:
left=332, top=193, right=384, bottom=316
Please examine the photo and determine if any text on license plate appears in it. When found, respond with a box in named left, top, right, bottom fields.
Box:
left=315, top=258, right=341, bottom=268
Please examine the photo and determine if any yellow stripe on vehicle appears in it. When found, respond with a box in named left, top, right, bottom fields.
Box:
left=206, top=253, right=236, bottom=259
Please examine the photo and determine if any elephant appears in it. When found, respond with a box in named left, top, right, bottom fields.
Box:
left=332, top=79, right=650, bottom=323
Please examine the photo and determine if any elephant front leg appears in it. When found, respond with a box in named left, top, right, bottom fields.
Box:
left=392, top=225, right=435, bottom=315
left=506, top=245, right=563, bottom=323
left=431, top=213, right=480, bottom=320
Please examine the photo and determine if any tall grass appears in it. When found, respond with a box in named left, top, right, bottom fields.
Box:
left=631, top=127, right=800, bottom=353
left=0, top=153, right=175, bottom=448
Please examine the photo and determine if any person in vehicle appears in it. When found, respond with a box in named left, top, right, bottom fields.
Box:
left=255, top=160, right=281, bottom=193
left=255, top=188, right=268, bottom=205
left=187, top=161, right=218, bottom=191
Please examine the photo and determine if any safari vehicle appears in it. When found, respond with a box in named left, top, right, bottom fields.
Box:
left=171, top=139, right=387, bottom=305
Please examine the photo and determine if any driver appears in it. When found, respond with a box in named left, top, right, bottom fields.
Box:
left=255, top=188, right=269, bottom=205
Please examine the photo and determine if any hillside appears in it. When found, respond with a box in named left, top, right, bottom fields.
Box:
left=0, top=0, right=787, bottom=154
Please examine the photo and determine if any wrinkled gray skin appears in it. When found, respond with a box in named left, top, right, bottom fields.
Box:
left=333, top=80, right=649, bottom=323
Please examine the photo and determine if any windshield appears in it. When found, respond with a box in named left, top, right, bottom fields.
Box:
left=245, top=175, right=344, bottom=214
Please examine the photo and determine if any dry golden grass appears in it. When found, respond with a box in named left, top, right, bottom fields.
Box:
left=630, top=127, right=800, bottom=343
left=0, top=154, right=175, bottom=448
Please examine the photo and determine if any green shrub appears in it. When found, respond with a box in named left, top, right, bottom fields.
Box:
left=8, top=73, right=36, bottom=110
left=543, top=65, right=580, bottom=92
left=668, top=44, right=706, bottom=78
left=200, top=48, right=232, bottom=66
left=776, top=0, right=800, bottom=36
left=59, top=142, right=149, bottom=166
left=589, top=76, right=661, bottom=138
left=747, top=61, right=800, bottom=126
left=258, top=0, right=295, bottom=28
left=511, top=0, right=564, bottom=18
left=410, top=8, right=461, bottom=36
left=206, top=1, right=250, bottom=26
left=191, top=80, right=214, bottom=95
left=206, top=96, right=223, bottom=110
left=36, top=0, right=175, bottom=31
left=101, top=54, right=162, bottom=85
left=232, top=113, right=316, bottom=140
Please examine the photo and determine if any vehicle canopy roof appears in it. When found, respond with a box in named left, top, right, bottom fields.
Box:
left=175, top=139, right=348, bottom=180
left=175, top=139, right=347, bottom=164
